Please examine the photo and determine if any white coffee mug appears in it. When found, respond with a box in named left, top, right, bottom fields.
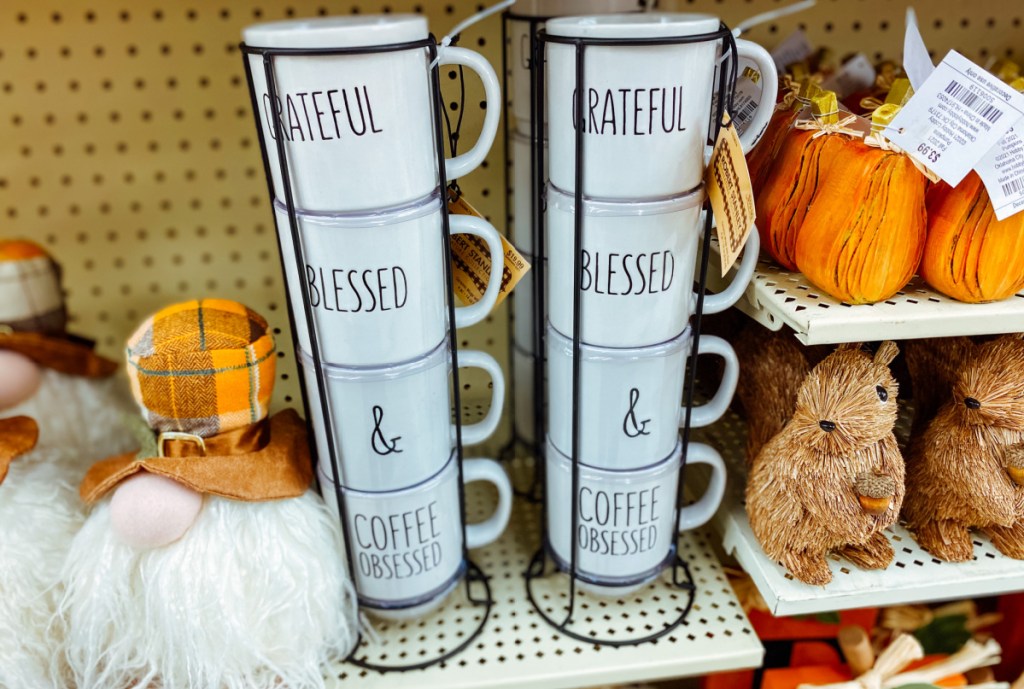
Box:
left=510, top=131, right=548, bottom=255
left=274, top=194, right=503, bottom=366
left=319, top=451, right=512, bottom=618
left=512, top=253, right=548, bottom=352
left=547, top=184, right=759, bottom=347
left=545, top=13, right=778, bottom=199
left=299, top=340, right=505, bottom=492
left=244, top=15, right=501, bottom=211
left=546, top=438, right=725, bottom=595
left=547, top=323, right=737, bottom=469
left=512, top=344, right=543, bottom=444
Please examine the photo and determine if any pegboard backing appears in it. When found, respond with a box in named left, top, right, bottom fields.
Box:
left=1, top=0, right=1020, bottom=449
left=660, top=0, right=1022, bottom=66
left=335, top=458, right=762, bottom=688
left=0, top=0, right=506, bottom=442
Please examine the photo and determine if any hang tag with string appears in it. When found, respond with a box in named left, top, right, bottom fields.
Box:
left=705, top=113, right=756, bottom=276
left=448, top=189, right=531, bottom=309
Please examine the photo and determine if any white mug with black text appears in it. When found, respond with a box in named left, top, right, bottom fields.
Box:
left=547, top=324, right=738, bottom=469
left=545, top=13, right=777, bottom=199
left=546, top=184, right=759, bottom=348
left=244, top=15, right=501, bottom=211
left=299, top=341, right=505, bottom=492
left=545, top=438, right=725, bottom=595
left=320, top=452, right=512, bottom=618
left=508, top=0, right=641, bottom=132
left=274, top=194, right=504, bottom=365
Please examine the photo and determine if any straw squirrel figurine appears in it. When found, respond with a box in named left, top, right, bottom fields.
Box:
left=746, top=342, right=905, bottom=585
left=733, top=324, right=829, bottom=465
left=903, top=336, right=975, bottom=434
left=903, top=334, right=1024, bottom=561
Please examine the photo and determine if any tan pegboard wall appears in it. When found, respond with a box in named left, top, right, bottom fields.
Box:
left=0, top=0, right=505, bottom=435
left=1, top=0, right=1020, bottom=446
left=661, top=0, right=1022, bottom=66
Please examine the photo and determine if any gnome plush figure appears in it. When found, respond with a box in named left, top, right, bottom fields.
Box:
left=58, top=299, right=358, bottom=689
left=0, top=239, right=134, bottom=689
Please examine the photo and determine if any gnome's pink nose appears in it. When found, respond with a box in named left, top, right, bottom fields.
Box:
left=110, top=473, right=203, bottom=549
left=0, top=350, right=42, bottom=410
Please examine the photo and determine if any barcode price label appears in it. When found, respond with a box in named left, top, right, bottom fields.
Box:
left=709, top=57, right=766, bottom=140
left=885, top=50, right=1024, bottom=186
left=976, top=123, right=1024, bottom=220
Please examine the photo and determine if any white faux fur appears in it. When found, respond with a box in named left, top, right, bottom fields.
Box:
left=6, top=369, right=136, bottom=473
left=58, top=491, right=359, bottom=689
left=0, top=370, right=134, bottom=689
left=0, top=456, right=83, bottom=689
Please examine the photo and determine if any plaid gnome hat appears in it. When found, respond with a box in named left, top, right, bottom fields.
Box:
left=80, top=299, right=311, bottom=504
left=0, top=239, right=115, bottom=377
left=0, top=239, right=67, bottom=334
left=126, top=298, right=277, bottom=437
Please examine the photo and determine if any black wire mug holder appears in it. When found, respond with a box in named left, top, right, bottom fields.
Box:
left=521, top=23, right=740, bottom=646
left=498, top=12, right=548, bottom=502
left=241, top=36, right=493, bottom=673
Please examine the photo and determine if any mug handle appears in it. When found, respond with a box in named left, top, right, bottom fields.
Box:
left=681, top=335, right=739, bottom=429
left=462, top=458, right=513, bottom=548
left=733, top=39, right=780, bottom=154
left=700, top=225, right=760, bottom=315
left=676, top=443, right=726, bottom=532
left=450, top=214, right=505, bottom=329
left=456, top=350, right=506, bottom=446
left=437, top=46, right=502, bottom=182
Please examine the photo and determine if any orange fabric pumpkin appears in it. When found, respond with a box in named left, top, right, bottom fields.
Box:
left=921, top=172, right=1024, bottom=303
left=795, top=142, right=927, bottom=304
left=755, top=130, right=852, bottom=270
left=747, top=107, right=800, bottom=196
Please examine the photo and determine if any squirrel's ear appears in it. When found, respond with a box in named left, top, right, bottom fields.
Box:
left=874, top=341, right=899, bottom=367
left=837, top=342, right=862, bottom=352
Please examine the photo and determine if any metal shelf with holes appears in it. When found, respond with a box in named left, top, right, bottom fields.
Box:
left=690, top=409, right=1024, bottom=618
left=706, top=238, right=1024, bottom=345
left=328, top=466, right=763, bottom=689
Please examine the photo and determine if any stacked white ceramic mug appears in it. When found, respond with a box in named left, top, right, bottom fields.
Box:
left=541, top=13, right=777, bottom=594
left=506, top=0, right=640, bottom=448
left=244, top=15, right=512, bottom=620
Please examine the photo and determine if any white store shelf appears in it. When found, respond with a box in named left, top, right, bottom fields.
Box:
left=330, top=458, right=763, bottom=688
left=706, top=240, right=1024, bottom=345
left=692, top=411, right=1024, bottom=617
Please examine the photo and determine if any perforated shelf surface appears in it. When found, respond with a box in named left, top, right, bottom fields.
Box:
left=707, top=240, right=1024, bottom=346
left=693, top=411, right=1024, bottom=618
left=329, top=458, right=763, bottom=687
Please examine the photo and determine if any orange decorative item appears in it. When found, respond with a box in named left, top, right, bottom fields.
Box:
left=755, top=93, right=854, bottom=271
left=795, top=142, right=927, bottom=304
left=920, top=172, right=1024, bottom=303
left=747, top=79, right=819, bottom=196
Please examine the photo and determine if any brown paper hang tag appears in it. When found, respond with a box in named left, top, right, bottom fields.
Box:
left=705, top=113, right=756, bottom=277
left=447, top=189, right=531, bottom=309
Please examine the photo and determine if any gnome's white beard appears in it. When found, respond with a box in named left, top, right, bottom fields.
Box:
left=0, top=458, right=83, bottom=689
left=7, top=369, right=135, bottom=473
left=0, top=370, right=133, bottom=689
left=59, top=491, right=359, bottom=689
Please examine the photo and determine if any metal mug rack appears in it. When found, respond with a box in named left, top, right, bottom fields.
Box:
left=519, top=18, right=740, bottom=646
left=241, top=35, right=493, bottom=673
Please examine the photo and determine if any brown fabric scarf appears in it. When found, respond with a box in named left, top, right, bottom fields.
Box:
left=0, top=332, right=117, bottom=378
left=80, top=409, right=312, bottom=504
left=0, top=416, right=40, bottom=485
